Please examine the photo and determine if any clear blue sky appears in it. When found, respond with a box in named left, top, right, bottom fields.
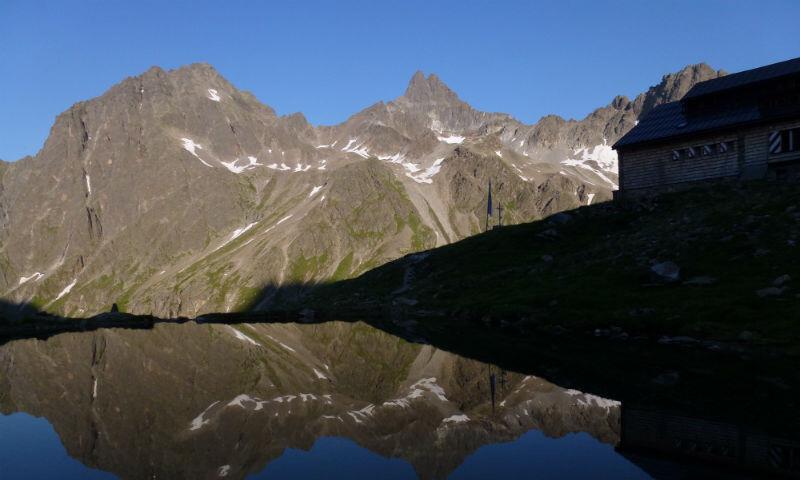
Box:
left=1, top=0, right=799, bottom=160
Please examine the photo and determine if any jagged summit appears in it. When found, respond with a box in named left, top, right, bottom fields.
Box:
left=138, top=62, right=221, bottom=78
left=631, top=63, right=727, bottom=117
left=673, top=62, right=726, bottom=81
left=402, top=70, right=461, bottom=105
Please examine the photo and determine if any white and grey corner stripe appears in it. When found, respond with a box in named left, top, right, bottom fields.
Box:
left=769, top=131, right=782, bottom=154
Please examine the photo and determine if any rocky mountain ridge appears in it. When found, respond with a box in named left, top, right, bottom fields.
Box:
left=0, top=62, right=725, bottom=317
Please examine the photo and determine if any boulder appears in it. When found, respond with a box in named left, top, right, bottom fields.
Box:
left=757, top=287, right=786, bottom=298
left=773, top=274, right=792, bottom=287
left=650, top=261, right=680, bottom=283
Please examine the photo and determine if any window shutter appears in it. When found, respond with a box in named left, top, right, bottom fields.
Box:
left=769, top=131, right=782, bottom=154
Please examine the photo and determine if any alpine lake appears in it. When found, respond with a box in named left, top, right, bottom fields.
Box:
left=1, top=319, right=798, bottom=479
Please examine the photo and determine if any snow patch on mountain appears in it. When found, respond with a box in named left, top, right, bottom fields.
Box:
left=382, top=377, right=449, bottom=408
left=18, top=272, right=44, bottom=285
left=212, top=221, right=258, bottom=253
left=378, top=152, right=443, bottom=182
left=566, top=140, right=618, bottom=174
left=409, top=377, right=448, bottom=402
left=377, top=153, right=405, bottom=164
left=220, top=156, right=262, bottom=174
left=342, top=138, right=370, bottom=158
left=561, top=141, right=619, bottom=189
left=511, top=164, right=529, bottom=182
left=229, top=222, right=258, bottom=242
left=407, top=158, right=444, bottom=184
left=402, top=162, right=420, bottom=173
left=266, top=163, right=292, bottom=171
left=308, top=185, right=324, bottom=198
left=442, top=414, right=469, bottom=424
left=265, top=334, right=296, bottom=352
left=565, top=389, right=621, bottom=410
left=189, top=401, right=220, bottom=431
left=226, top=326, right=261, bottom=346
left=227, top=394, right=266, bottom=410
left=180, top=138, right=213, bottom=167
left=346, top=404, right=376, bottom=424
left=207, top=88, right=221, bottom=102
left=54, top=279, right=77, bottom=301
left=560, top=160, right=619, bottom=189
left=437, top=134, right=464, bottom=144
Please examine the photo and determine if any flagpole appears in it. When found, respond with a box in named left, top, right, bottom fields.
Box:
left=485, top=180, right=492, bottom=232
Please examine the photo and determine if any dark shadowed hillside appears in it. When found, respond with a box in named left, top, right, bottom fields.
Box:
left=282, top=181, right=800, bottom=349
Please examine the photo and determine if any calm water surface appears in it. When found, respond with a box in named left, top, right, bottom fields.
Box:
left=0, top=321, right=794, bottom=479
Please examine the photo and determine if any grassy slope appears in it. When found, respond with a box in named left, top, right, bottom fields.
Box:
left=299, top=181, right=800, bottom=347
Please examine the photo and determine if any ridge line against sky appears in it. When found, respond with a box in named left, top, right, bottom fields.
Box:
left=1, top=0, right=799, bottom=160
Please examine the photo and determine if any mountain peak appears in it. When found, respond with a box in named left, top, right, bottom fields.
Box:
left=174, top=62, right=220, bottom=75
left=669, top=63, right=727, bottom=84
left=403, top=71, right=461, bottom=104
left=631, top=62, right=727, bottom=117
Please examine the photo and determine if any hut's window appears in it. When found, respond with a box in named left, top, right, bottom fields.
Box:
left=770, top=128, right=800, bottom=154
left=719, top=140, right=735, bottom=153
left=702, top=144, right=718, bottom=156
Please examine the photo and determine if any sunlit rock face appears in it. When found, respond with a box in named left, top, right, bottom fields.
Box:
left=0, top=321, right=620, bottom=480
left=0, top=63, right=722, bottom=317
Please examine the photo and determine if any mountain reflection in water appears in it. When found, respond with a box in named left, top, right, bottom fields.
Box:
left=0, top=321, right=795, bottom=479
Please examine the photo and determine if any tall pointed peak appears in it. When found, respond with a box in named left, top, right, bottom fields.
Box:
left=403, top=70, right=461, bottom=104
left=174, top=62, right=221, bottom=75
left=666, top=63, right=727, bottom=84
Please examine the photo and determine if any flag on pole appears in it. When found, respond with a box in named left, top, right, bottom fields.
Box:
left=487, top=180, right=493, bottom=216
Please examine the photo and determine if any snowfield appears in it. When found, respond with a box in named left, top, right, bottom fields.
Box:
left=437, top=134, right=464, bottom=144
left=18, top=272, right=44, bottom=285
left=220, top=156, right=262, bottom=174
left=180, top=138, right=213, bottom=167
left=54, top=279, right=77, bottom=301
left=407, top=158, right=445, bottom=184
left=561, top=140, right=619, bottom=189
left=308, top=185, right=324, bottom=198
